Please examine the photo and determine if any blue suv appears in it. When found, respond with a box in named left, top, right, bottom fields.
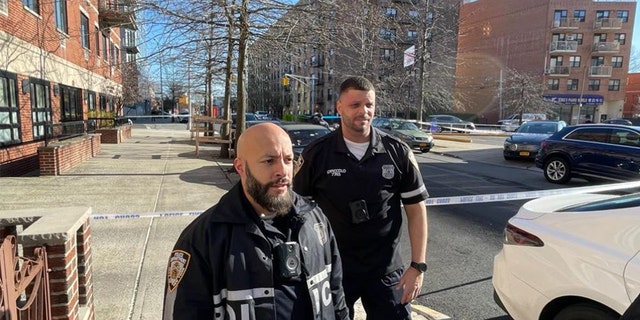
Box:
left=535, top=124, right=640, bottom=184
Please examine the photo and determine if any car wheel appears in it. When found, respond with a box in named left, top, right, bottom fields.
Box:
left=543, top=157, right=571, bottom=184
left=553, top=303, right=619, bottom=320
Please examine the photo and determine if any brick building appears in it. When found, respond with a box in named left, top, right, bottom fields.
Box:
left=0, top=0, right=136, bottom=176
left=457, top=0, right=636, bottom=124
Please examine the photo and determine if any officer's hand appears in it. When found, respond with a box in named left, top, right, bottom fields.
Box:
left=396, top=267, right=424, bottom=304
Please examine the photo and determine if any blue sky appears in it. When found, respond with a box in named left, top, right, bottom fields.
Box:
left=632, top=3, right=640, bottom=71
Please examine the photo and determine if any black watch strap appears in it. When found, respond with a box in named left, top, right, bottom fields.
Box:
left=410, top=261, right=427, bottom=273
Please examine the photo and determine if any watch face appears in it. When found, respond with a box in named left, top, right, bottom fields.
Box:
left=412, top=262, right=427, bottom=272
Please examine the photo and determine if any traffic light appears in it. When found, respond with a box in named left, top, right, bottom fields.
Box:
left=281, top=76, right=290, bottom=86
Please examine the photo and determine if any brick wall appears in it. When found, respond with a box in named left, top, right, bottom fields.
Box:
left=0, top=207, right=94, bottom=320
left=38, top=134, right=101, bottom=176
left=95, top=124, right=132, bottom=144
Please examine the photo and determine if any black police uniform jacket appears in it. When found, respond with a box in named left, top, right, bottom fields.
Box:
left=163, top=183, right=349, bottom=320
left=293, top=127, right=429, bottom=278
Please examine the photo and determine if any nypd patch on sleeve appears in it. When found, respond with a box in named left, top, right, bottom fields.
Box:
left=167, top=250, right=191, bottom=292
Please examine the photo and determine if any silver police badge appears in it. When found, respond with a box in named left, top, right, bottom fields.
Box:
left=167, top=250, right=191, bottom=292
left=381, top=164, right=395, bottom=179
left=314, top=222, right=328, bottom=245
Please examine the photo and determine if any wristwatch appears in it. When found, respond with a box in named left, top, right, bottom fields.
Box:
left=410, top=261, right=428, bottom=273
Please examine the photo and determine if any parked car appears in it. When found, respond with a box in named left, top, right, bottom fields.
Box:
left=503, top=120, right=567, bottom=160
left=535, top=124, right=640, bottom=184
left=372, top=118, right=434, bottom=152
left=425, top=115, right=476, bottom=132
left=493, top=191, right=640, bottom=320
left=254, top=110, right=269, bottom=119
left=498, top=113, right=547, bottom=131
left=279, top=123, right=331, bottom=157
left=230, top=112, right=276, bottom=128
left=177, top=110, right=190, bottom=123
left=603, top=118, right=633, bottom=125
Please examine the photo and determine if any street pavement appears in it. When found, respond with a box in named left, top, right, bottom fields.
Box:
left=0, top=123, right=494, bottom=320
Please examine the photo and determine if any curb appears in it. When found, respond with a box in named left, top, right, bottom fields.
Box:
left=433, top=135, right=473, bottom=143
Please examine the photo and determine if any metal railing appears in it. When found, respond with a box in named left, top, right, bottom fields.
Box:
left=44, top=118, right=130, bottom=145
left=0, top=235, right=51, bottom=320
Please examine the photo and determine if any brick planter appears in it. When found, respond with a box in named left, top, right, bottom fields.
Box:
left=38, top=134, right=101, bottom=176
left=95, top=125, right=131, bottom=144
left=0, top=207, right=95, bottom=320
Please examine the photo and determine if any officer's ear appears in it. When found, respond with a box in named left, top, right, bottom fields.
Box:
left=233, top=158, right=245, bottom=176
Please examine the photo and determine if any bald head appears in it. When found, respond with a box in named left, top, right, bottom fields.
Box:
left=236, top=123, right=293, bottom=160
left=233, top=123, right=295, bottom=215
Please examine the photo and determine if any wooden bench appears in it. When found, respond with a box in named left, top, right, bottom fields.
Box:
left=191, top=116, right=234, bottom=158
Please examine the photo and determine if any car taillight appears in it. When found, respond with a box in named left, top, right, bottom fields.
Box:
left=504, top=223, right=544, bottom=247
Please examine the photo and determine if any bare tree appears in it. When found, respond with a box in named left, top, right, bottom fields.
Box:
left=501, top=67, right=557, bottom=124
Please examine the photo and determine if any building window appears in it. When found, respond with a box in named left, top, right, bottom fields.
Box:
left=80, top=12, right=89, bottom=49
left=102, top=32, right=108, bottom=59
left=379, top=28, right=396, bottom=40
left=569, top=56, right=581, bottom=67
left=612, top=56, right=623, bottom=68
left=29, top=78, right=52, bottom=140
left=95, top=26, right=101, bottom=57
left=574, top=33, right=583, bottom=45
left=554, top=10, right=567, bottom=18
left=54, top=0, right=67, bottom=33
left=407, top=30, right=417, bottom=40
left=588, top=79, right=600, bottom=91
left=567, top=79, right=578, bottom=91
left=617, top=10, right=629, bottom=22
left=382, top=7, right=396, bottom=18
left=380, top=48, right=394, bottom=61
left=592, top=56, right=605, bottom=66
left=0, top=0, right=7, bottom=15
left=60, top=85, right=82, bottom=122
left=87, top=91, right=96, bottom=110
left=573, top=10, right=585, bottom=22
left=596, top=10, right=610, bottom=19
left=608, top=79, right=620, bottom=91
left=615, top=33, right=626, bottom=45
left=408, top=9, right=418, bottom=20
left=327, top=89, right=332, bottom=101
left=22, top=0, right=39, bottom=14
left=547, top=79, right=559, bottom=90
left=594, top=33, right=607, bottom=43
left=0, top=72, right=20, bottom=146
left=99, top=94, right=107, bottom=111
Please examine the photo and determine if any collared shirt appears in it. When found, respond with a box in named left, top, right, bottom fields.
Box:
left=293, top=127, right=429, bottom=277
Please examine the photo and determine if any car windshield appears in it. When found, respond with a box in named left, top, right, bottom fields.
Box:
left=516, top=123, right=557, bottom=134
left=391, top=121, right=419, bottom=131
left=287, top=128, right=330, bottom=146
left=558, top=192, right=640, bottom=211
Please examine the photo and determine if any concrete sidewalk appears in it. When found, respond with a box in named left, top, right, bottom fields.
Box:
left=0, top=124, right=467, bottom=320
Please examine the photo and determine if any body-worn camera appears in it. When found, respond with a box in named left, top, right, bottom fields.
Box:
left=274, top=241, right=302, bottom=279
left=349, top=200, right=370, bottom=224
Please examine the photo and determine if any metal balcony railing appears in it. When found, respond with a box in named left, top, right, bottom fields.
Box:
left=549, top=41, right=578, bottom=52
left=99, top=0, right=137, bottom=30
left=592, top=42, right=620, bottom=53
left=546, top=66, right=570, bottom=75
left=589, top=65, right=613, bottom=77
left=552, top=17, right=581, bottom=29
left=594, top=18, right=623, bottom=30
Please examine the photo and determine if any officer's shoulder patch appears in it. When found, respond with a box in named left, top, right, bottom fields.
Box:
left=314, top=222, right=328, bottom=245
left=167, top=250, right=191, bottom=292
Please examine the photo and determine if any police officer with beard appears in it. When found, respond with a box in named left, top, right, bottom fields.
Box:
left=163, top=123, right=349, bottom=320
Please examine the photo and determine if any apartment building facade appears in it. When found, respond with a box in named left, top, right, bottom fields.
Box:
left=457, top=0, right=636, bottom=124
left=0, top=0, right=136, bottom=176
left=248, top=0, right=459, bottom=119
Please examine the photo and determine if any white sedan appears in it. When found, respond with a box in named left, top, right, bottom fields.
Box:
left=493, top=191, right=640, bottom=320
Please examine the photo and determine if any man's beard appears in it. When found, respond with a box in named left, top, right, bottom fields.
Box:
left=245, top=164, right=293, bottom=216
